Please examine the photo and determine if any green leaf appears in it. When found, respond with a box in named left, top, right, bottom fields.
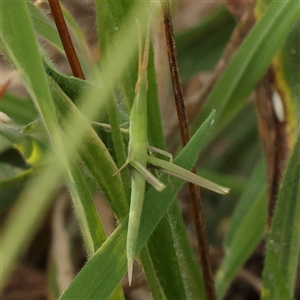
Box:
left=69, top=162, right=107, bottom=255
left=139, top=247, right=166, bottom=300
left=262, top=242, right=293, bottom=300
left=215, top=161, right=267, bottom=299
left=0, top=94, right=38, bottom=125
left=27, top=1, right=64, bottom=52
left=215, top=190, right=267, bottom=299
left=0, top=123, right=45, bottom=166
left=147, top=42, right=165, bottom=150
left=44, top=61, right=91, bottom=102
left=166, top=202, right=206, bottom=298
left=49, top=80, right=128, bottom=220
left=262, top=133, right=300, bottom=300
left=95, top=0, right=139, bottom=109
left=147, top=215, right=189, bottom=299
left=224, top=160, right=267, bottom=248
left=0, top=1, right=59, bottom=132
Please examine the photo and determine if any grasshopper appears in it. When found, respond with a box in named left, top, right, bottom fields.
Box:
left=116, top=18, right=229, bottom=285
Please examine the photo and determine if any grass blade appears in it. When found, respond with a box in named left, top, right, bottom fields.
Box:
left=0, top=94, right=38, bottom=125
left=262, top=133, right=300, bottom=299
left=27, top=1, right=64, bottom=53
left=224, top=160, right=266, bottom=248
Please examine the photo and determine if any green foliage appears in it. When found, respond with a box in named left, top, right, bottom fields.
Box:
left=176, top=6, right=236, bottom=79
left=195, top=0, right=300, bottom=135
left=0, top=1, right=299, bottom=299
left=262, top=133, right=300, bottom=300
left=215, top=161, right=267, bottom=299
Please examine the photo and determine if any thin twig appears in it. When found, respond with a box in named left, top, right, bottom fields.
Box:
left=161, top=3, right=216, bottom=300
left=48, top=0, right=85, bottom=79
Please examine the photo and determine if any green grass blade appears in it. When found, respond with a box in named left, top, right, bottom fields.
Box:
left=146, top=42, right=165, bottom=150
left=262, top=133, right=300, bottom=299
left=195, top=0, right=300, bottom=133
left=215, top=191, right=267, bottom=299
left=59, top=217, right=128, bottom=300
left=0, top=94, right=38, bottom=125
left=215, top=160, right=267, bottom=299
left=224, top=160, right=266, bottom=248
left=95, top=0, right=139, bottom=109
left=68, top=162, right=106, bottom=253
left=44, top=60, right=91, bottom=101
left=147, top=215, right=188, bottom=299
left=139, top=247, right=166, bottom=300
left=167, top=202, right=206, bottom=298
left=0, top=123, right=45, bottom=166
left=0, top=1, right=59, bottom=133
left=27, top=1, right=64, bottom=52
left=95, top=0, right=126, bottom=56
left=262, top=243, right=293, bottom=300
left=106, top=92, right=131, bottom=199
left=50, top=80, right=128, bottom=219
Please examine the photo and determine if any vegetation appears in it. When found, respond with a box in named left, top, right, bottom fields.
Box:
left=0, top=1, right=299, bottom=299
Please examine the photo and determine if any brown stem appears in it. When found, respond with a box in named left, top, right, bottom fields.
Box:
left=48, top=0, right=85, bottom=79
left=255, top=69, right=289, bottom=228
left=161, top=3, right=216, bottom=300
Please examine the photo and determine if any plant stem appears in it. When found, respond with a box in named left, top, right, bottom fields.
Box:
left=48, top=0, right=85, bottom=79
left=161, top=2, right=216, bottom=300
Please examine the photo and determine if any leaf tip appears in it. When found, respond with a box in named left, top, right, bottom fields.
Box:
left=221, top=187, right=230, bottom=195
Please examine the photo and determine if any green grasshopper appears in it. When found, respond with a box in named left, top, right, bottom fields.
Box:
left=117, top=19, right=229, bottom=285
